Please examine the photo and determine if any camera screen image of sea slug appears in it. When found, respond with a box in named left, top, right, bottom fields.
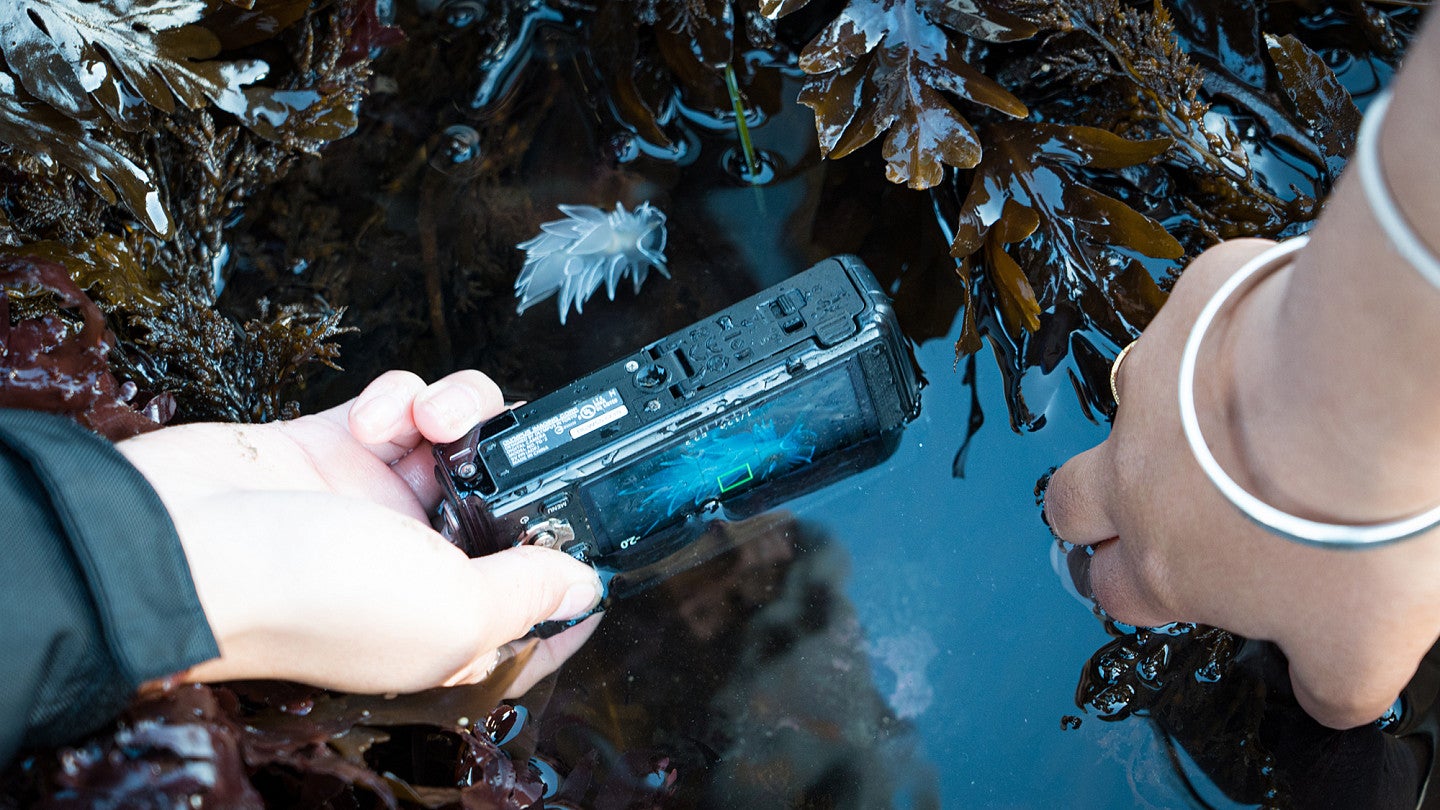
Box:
left=584, top=367, right=875, bottom=544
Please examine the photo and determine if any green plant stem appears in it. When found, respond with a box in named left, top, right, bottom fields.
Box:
left=725, top=63, right=761, bottom=182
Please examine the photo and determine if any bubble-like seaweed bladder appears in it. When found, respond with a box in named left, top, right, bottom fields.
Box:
left=514, top=202, right=670, bottom=324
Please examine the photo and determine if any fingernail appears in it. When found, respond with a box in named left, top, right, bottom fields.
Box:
left=547, top=579, right=603, bottom=622
left=420, top=383, right=481, bottom=431
left=488, top=641, right=518, bottom=672
left=351, top=392, right=403, bottom=437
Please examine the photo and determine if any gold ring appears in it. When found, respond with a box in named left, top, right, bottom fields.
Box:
left=1109, top=340, right=1139, bottom=408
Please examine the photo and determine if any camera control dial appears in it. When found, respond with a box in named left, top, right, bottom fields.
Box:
left=520, top=518, right=575, bottom=550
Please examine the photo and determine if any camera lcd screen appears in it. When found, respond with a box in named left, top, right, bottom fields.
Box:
left=580, top=362, right=878, bottom=548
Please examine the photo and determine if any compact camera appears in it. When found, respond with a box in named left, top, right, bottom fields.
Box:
left=433, top=255, right=922, bottom=570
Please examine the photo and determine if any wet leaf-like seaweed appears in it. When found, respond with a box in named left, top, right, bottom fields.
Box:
left=1266, top=32, right=1360, bottom=180
left=590, top=0, right=675, bottom=146
left=949, top=121, right=1178, bottom=355
left=207, top=0, right=317, bottom=50
left=0, top=0, right=370, bottom=238
left=16, top=235, right=167, bottom=313
left=654, top=0, right=761, bottom=114
left=0, top=0, right=268, bottom=124
left=0, top=74, right=171, bottom=236
left=1073, top=620, right=1307, bottom=805
left=781, top=0, right=1035, bottom=188
left=1165, top=2, right=1356, bottom=190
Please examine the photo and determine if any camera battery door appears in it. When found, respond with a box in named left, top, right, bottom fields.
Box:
left=433, top=255, right=922, bottom=568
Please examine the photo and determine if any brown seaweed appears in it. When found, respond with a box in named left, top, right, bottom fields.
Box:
left=1072, top=620, right=1289, bottom=805
left=948, top=121, right=1178, bottom=357
left=0, top=0, right=263, bottom=234
left=1044, top=0, right=1315, bottom=237
left=1266, top=32, right=1361, bottom=180
left=7, top=649, right=551, bottom=809
left=778, top=0, right=1034, bottom=188
left=106, top=291, right=351, bottom=424
left=15, top=236, right=167, bottom=313
left=0, top=0, right=374, bottom=239
left=1166, top=1, right=1357, bottom=188
left=653, top=0, right=779, bottom=115
left=0, top=74, right=172, bottom=237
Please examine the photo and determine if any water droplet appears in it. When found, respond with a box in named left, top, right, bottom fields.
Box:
left=606, top=132, right=640, bottom=165
left=279, top=698, right=314, bottom=716
left=430, top=125, right=482, bottom=173
left=1135, top=645, right=1170, bottom=683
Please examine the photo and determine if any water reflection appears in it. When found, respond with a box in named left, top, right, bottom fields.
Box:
left=535, top=512, right=941, bottom=807
left=1063, top=547, right=1439, bottom=809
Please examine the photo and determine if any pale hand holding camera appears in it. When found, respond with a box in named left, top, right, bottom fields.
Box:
left=117, top=369, right=603, bottom=698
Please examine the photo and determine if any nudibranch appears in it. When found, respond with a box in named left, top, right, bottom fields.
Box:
left=514, top=202, right=669, bottom=324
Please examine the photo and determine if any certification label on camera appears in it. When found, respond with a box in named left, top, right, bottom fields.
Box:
left=500, top=389, right=628, bottom=467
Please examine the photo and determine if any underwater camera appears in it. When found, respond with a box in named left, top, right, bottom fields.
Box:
left=432, top=255, right=922, bottom=573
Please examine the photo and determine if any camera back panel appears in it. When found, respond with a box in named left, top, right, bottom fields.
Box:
left=434, top=255, right=921, bottom=568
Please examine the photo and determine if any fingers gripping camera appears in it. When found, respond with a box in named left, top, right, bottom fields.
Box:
left=433, top=256, right=922, bottom=571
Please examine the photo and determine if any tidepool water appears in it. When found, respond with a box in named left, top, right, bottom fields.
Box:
left=457, top=64, right=1231, bottom=807
left=262, top=11, right=1407, bottom=803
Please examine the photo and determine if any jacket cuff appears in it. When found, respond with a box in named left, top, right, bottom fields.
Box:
left=0, top=410, right=219, bottom=686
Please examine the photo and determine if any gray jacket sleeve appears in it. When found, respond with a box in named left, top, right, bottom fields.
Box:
left=0, top=409, right=218, bottom=766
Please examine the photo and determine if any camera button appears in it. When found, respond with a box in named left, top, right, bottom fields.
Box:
left=769, top=290, right=804, bottom=317
left=814, top=316, right=855, bottom=347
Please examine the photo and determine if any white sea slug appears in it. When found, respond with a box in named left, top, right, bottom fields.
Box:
left=514, top=202, right=670, bottom=324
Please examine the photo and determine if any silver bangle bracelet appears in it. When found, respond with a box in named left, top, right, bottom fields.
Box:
left=1178, top=237, right=1440, bottom=548
left=1357, top=91, right=1440, bottom=291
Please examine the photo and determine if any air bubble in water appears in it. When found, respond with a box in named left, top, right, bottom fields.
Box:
left=440, top=0, right=487, bottom=28
left=429, top=125, right=482, bottom=173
